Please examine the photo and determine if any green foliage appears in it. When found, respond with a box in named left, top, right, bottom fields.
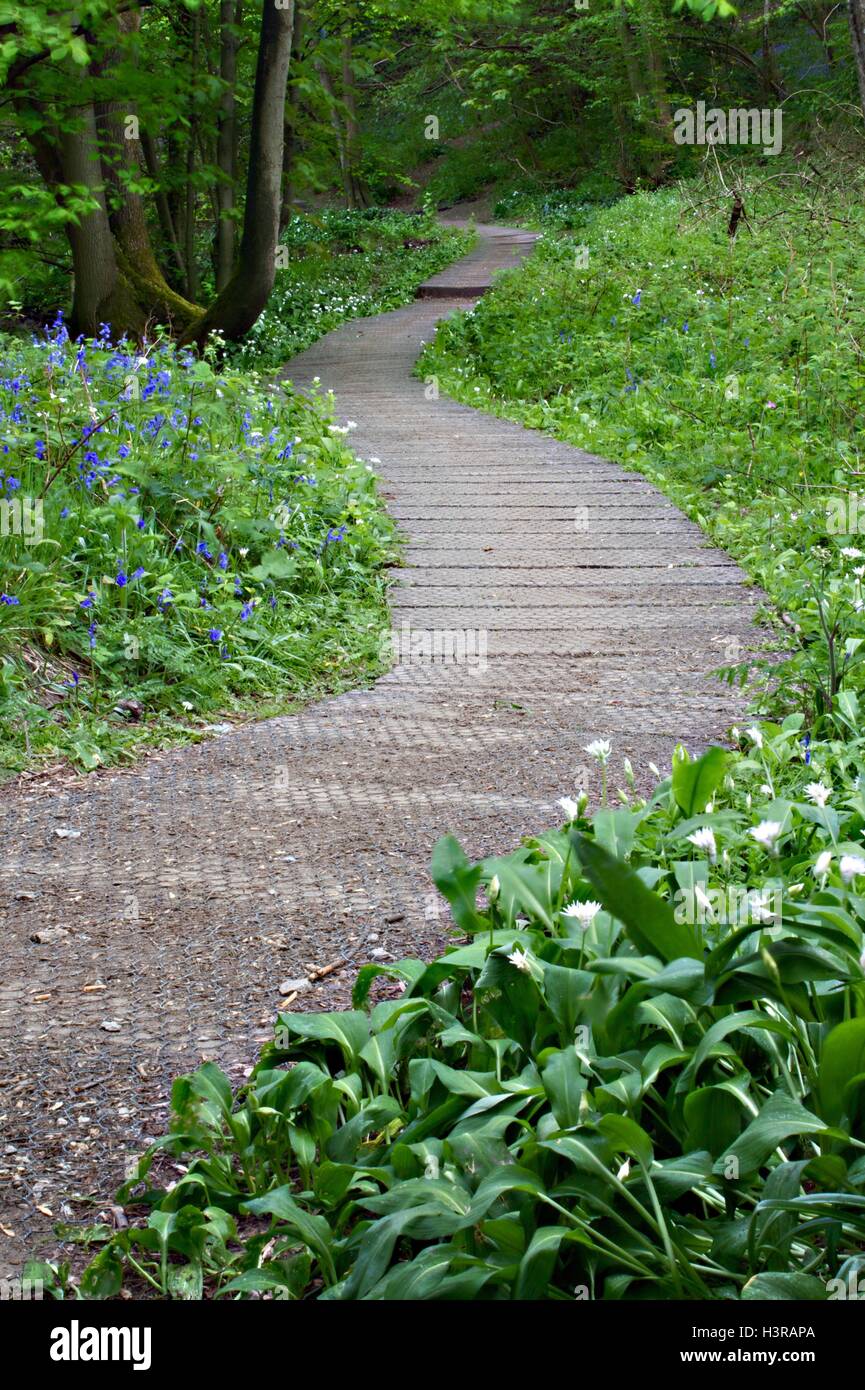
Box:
left=0, top=321, right=397, bottom=773
left=420, top=163, right=865, bottom=734
left=55, top=724, right=865, bottom=1299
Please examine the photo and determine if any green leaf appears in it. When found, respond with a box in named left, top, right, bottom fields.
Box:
left=274, top=1010, right=370, bottom=1066
left=714, top=1090, right=828, bottom=1177
left=592, top=808, right=644, bottom=860
left=570, top=832, right=702, bottom=962
left=684, top=1086, right=744, bottom=1156
left=597, top=1113, right=654, bottom=1168
left=242, top=1188, right=337, bottom=1283
left=818, top=1018, right=865, bottom=1127
left=78, top=1245, right=123, bottom=1300
left=672, top=746, right=726, bottom=816
left=166, top=1261, right=203, bottom=1301
left=482, top=855, right=556, bottom=930
left=542, top=1048, right=586, bottom=1127
left=542, top=961, right=590, bottom=1037
left=741, top=1273, right=828, bottom=1300
left=431, top=835, right=485, bottom=933
left=514, top=1227, right=568, bottom=1300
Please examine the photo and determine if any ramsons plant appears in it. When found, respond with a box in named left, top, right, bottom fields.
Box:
left=0, top=318, right=397, bottom=772
left=37, top=733, right=865, bottom=1300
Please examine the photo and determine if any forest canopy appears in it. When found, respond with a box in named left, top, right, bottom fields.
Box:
left=1, top=0, right=863, bottom=344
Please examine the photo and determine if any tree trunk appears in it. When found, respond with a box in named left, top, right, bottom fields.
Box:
left=96, top=12, right=200, bottom=331
left=184, top=10, right=201, bottom=301
left=181, top=0, right=296, bottom=346
left=140, top=127, right=187, bottom=282
left=639, top=0, right=674, bottom=142
left=315, top=55, right=353, bottom=206
left=280, top=1, right=306, bottom=230
left=341, top=31, right=366, bottom=207
left=216, top=0, right=242, bottom=291
left=59, top=107, right=137, bottom=337
left=761, top=0, right=785, bottom=103
left=849, top=0, right=865, bottom=114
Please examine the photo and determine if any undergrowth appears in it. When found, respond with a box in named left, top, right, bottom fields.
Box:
left=421, top=159, right=865, bottom=734
left=0, top=318, right=398, bottom=775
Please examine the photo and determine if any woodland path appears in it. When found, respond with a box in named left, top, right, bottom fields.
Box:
left=0, top=210, right=761, bottom=1275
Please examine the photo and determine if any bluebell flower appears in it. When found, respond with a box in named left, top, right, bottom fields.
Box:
left=60, top=507, right=70, bottom=519
left=115, top=571, right=128, bottom=587
left=131, top=567, right=145, bottom=580
left=136, top=518, right=145, bottom=530
left=79, top=593, right=96, bottom=609
left=35, top=440, right=46, bottom=459
left=0, top=593, right=20, bottom=605
left=208, top=628, right=223, bottom=642
left=218, top=551, right=228, bottom=570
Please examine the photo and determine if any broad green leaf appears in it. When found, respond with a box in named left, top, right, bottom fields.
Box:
left=684, top=1086, right=744, bottom=1156
left=514, top=1226, right=568, bottom=1300
left=542, top=1048, right=586, bottom=1127
left=672, top=746, right=726, bottom=816
left=818, top=1018, right=865, bottom=1127
left=242, top=1188, right=336, bottom=1283
left=741, top=1272, right=828, bottom=1300
left=570, top=832, right=702, bottom=961
left=714, top=1091, right=828, bottom=1177
left=274, top=1010, right=370, bottom=1066
left=431, top=835, right=485, bottom=933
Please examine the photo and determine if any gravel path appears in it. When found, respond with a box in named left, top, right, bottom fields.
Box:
left=0, top=216, right=761, bottom=1279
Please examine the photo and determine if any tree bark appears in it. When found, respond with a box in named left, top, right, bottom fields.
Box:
left=849, top=0, right=865, bottom=114
left=341, top=31, right=366, bottom=206
left=638, top=0, right=674, bottom=142
left=215, top=0, right=242, bottom=291
left=183, top=9, right=201, bottom=301
left=96, top=12, right=200, bottom=330
left=181, top=0, right=296, bottom=346
left=315, top=55, right=353, bottom=206
left=280, top=1, right=306, bottom=229
left=59, top=106, right=135, bottom=337
left=140, top=127, right=187, bottom=282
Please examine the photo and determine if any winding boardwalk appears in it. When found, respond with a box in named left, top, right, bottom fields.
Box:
left=0, top=218, right=761, bottom=1275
